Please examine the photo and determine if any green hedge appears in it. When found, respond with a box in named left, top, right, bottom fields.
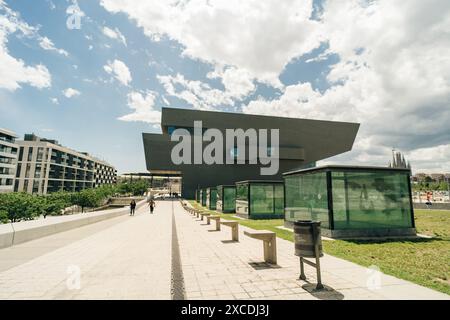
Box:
left=0, top=180, right=149, bottom=224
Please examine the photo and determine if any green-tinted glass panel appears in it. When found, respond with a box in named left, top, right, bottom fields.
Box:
left=236, top=184, right=249, bottom=215
left=332, top=171, right=413, bottom=229
left=216, top=186, right=223, bottom=211
left=223, top=187, right=236, bottom=212
left=201, top=189, right=207, bottom=206
left=250, top=184, right=274, bottom=216
left=236, top=184, right=248, bottom=200
left=284, top=172, right=329, bottom=228
left=208, top=188, right=217, bottom=210
left=274, top=184, right=284, bottom=215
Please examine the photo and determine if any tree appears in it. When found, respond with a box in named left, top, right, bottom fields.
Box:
left=71, top=189, right=101, bottom=213
left=130, top=180, right=149, bottom=196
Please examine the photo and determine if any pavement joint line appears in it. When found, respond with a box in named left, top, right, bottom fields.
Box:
left=171, top=200, right=186, bottom=300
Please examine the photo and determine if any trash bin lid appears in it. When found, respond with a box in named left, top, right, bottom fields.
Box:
left=294, top=220, right=321, bottom=227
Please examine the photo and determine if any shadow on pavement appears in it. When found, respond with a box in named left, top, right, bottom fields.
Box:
left=301, top=282, right=345, bottom=300
left=221, top=240, right=239, bottom=244
left=248, top=262, right=281, bottom=270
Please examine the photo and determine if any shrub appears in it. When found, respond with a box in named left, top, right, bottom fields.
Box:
left=0, top=180, right=149, bottom=223
left=0, top=209, right=8, bottom=224
left=0, top=193, right=44, bottom=223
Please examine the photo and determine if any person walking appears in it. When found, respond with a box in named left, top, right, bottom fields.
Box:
left=130, top=200, right=136, bottom=216
left=149, top=199, right=156, bottom=214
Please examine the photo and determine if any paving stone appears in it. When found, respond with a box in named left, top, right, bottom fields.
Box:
left=174, top=202, right=449, bottom=300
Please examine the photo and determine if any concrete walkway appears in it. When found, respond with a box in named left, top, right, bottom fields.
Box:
left=175, top=202, right=449, bottom=300
left=0, top=200, right=448, bottom=300
left=0, top=202, right=172, bottom=300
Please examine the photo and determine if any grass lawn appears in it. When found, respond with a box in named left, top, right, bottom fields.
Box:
left=188, top=201, right=450, bottom=295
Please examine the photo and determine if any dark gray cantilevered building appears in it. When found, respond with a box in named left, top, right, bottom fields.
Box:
left=143, top=108, right=359, bottom=199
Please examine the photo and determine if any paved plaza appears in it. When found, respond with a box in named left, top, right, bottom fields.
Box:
left=0, top=200, right=448, bottom=300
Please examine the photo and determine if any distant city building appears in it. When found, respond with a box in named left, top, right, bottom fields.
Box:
left=412, top=173, right=450, bottom=184
left=0, top=128, right=19, bottom=193
left=413, top=173, right=428, bottom=183
left=430, top=173, right=445, bottom=183
left=119, top=172, right=182, bottom=194
left=388, top=150, right=411, bottom=170
left=14, top=134, right=116, bottom=195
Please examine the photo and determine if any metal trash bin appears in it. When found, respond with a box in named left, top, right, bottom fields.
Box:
left=294, top=220, right=324, bottom=290
left=294, top=221, right=323, bottom=258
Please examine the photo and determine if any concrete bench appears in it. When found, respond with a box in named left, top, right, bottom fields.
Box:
left=221, top=221, right=239, bottom=242
left=207, top=216, right=221, bottom=231
left=199, top=212, right=211, bottom=221
left=244, top=230, right=277, bottom=264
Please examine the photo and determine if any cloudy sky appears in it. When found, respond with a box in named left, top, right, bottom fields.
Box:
left=1, top=0, right=449, bottom=174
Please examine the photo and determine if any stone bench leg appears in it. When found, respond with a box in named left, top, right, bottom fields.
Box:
left=215, top=220, right=221, bottom=231
left=231, top=226, right=239, bottom=242
left=206, top=217, right=211, bottom=225
left=263, top=238, right=277, bottom=264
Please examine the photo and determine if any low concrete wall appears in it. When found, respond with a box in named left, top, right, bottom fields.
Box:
left=0, top=200, right=147, bottom=249
left=414, top=203, right=450, bottom=210
left=0, top=224, right=14, bottom=249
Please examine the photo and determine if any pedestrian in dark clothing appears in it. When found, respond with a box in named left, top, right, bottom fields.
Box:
left=149, top=199, right=156, bottom=214
left=130, top=200, right=136, bottom=216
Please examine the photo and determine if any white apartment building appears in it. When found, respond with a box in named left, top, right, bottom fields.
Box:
left=0, top=128, right=19, bottom=193
left=15, top=134, right=116, bottom=194
left=94, top=160, right=117, bottom=188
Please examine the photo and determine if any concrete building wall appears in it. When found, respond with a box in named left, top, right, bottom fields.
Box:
left=0, top=128, right=18, bottom=193
left=143, top=108, right=360, bottom=199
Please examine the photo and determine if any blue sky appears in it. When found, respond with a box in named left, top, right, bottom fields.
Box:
left=1, top=0, right=449, bottom=173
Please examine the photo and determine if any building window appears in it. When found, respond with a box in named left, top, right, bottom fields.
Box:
left=36, top=148, right=44, bottom=162
left=18, top=147, right=24, bottom=161
left=27, top=147, right=33, bottom=161
left=16, top=164, right=22, bottom=178
left=25, top=164, right=31, bottom=178
left=32, top=180, right=40, bottom=194
left=34, top=165, right=42, bottom=178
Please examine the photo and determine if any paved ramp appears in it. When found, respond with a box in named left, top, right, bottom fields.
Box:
left=0, top=202, right=172, bottom=300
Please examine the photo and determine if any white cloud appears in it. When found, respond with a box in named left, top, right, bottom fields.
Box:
left=98, top=0, right=449, bottom=172
left=207, top=66, right=256, bottom=101
left=0, top=1, right=51, bottom=91
left=118, top=91, right=161, bottom=124
left=406, top=144, right=450, bottom=173
left=50, top=97, right=59, bottom=104
left=39, top=37, right=69, bottom=56
left=100, top=0, right=322, bottom=87
left=102, top=26, right=127, bottom=46
left=104, top=59, right=132, bottom=86
left=157, top=73, right=234, bottom=110
left=63, top=88, right=81, bottom=98
left=242, top=0, right=450, bottom=173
